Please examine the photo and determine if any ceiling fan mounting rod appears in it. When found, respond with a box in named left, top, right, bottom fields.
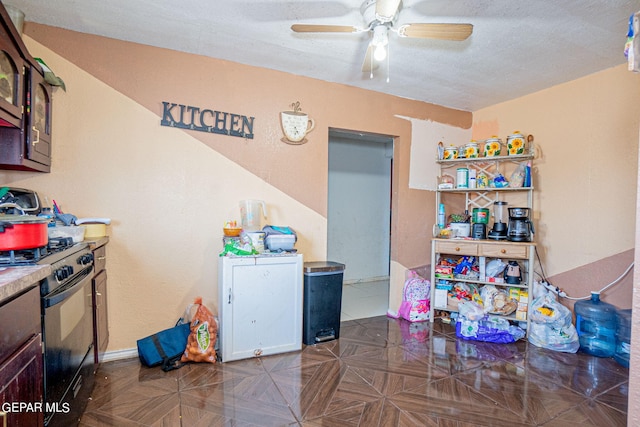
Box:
left=361, top=0, right=401, bottom=27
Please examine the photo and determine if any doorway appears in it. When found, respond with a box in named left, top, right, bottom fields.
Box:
left=328, top=129, right=393, bottom=319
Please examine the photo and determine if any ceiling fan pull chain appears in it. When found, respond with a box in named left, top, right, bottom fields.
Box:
left=370, top=45, right=374, bottom=79
left=386, top=44, right=390, bottom=83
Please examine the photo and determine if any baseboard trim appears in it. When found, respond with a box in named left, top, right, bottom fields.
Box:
left=102, top=348, right=138, bottom=362
left=343, top=276, right=390, bottom=285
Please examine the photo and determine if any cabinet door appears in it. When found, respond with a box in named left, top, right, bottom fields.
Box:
left=26, top=67, right=51, bottom=166
left=219, top=255, right=303, bottom=362
left=0, top=48, right=23, bottom=127
left=0, top=334, right=44, bottom=427
left=92, top=270, right=109, bottom=364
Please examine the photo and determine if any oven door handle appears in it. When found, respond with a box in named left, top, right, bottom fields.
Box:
left=43, top=268, right=93, bottom=308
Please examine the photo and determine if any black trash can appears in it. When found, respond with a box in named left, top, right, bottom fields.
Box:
left=302, top=261, right=345, bottom=345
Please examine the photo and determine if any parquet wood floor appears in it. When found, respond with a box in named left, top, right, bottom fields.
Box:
left=80, top=316, right=629, bottom=426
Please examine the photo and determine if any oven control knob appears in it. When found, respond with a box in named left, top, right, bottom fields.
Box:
left=79, top=253, right=94, bottom=265
left=55, top=265, right=73, bottom=280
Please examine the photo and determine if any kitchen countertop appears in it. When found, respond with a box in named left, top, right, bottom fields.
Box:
left=0, top=265, right=51, bottom=305
left=0, top=237, right=108, bottom=305
left=85, top=236, right=109, bottom=249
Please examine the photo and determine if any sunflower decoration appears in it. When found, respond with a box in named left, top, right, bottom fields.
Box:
left=464, top=146, right=476, bottom=158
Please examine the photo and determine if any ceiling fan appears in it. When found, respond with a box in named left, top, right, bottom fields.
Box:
left=291, top=0, right=473, bottom=77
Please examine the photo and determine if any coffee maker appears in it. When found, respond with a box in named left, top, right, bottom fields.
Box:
left=507, top=207, right=534, bottom=242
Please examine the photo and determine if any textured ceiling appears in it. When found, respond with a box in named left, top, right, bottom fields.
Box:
left=5, top=0, right=639, bottom=111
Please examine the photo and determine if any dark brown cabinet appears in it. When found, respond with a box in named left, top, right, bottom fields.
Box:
left=25, top=68, right=52, bottom=166
left=0, top=335, right=43, bottom=427
left=0, top=286, right=43, bottom=427
left=91, top=244, right=109, bottom=364
left=0, top=2, right=52, bottom=172
left=0, top=43, right=24, bottom=128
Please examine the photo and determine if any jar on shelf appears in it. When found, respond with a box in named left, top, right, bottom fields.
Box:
left=463, top=141, right=479, bottom=158
left=443, top=146, right=458, bottom=160
left=483, top=136, right=502, bottom=157
left=477, top=172, right=489, bottom=188
left=506, top=131, right=526, bottom=155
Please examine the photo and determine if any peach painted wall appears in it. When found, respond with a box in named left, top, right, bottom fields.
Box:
left=472, top=65, right=638, bottom=305
left=0, top=25, right=471, bottom=353
left=473, top=65, right=640, bottom=425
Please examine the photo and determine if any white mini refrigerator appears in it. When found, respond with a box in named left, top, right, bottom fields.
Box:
left=218, top=254, right=303, bottom=362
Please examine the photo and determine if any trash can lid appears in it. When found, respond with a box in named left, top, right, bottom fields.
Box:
left=303, top=261, right=345, bottom=273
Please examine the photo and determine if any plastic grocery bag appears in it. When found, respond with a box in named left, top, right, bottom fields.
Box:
left=181, top=297, right=218, bottom=364
left=527, top=323, right=579, bottom=353
left=527, top=292, right=579, bottom=353
left=458, top=300, right=484, bottom=321
left=456, top=315, right=525, bottom=344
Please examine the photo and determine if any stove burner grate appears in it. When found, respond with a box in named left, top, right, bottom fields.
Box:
left=0, top=246, right=47, bottom=265
left=0, top=237, right=76, bottom=267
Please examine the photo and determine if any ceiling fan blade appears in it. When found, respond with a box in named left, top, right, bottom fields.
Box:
left=291, top=24, right=361, bottom=33
left=397, top=23, right=473, bottom=41
left=361, top=44, right=380, bottom=73
left=376, top=0, right=401, bottom=21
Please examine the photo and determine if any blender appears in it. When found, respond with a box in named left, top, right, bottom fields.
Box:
left=507, top=207, right=534, bottom=242
left=487, top=201, right=508, bottom=240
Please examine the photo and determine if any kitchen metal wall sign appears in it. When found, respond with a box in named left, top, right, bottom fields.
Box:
left=160, top=101, right=254, bottom=139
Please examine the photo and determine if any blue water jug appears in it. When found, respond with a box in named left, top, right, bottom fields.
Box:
left=614, top=308, right=632, bottom=368
left=574, top=292, right=616, bottom=357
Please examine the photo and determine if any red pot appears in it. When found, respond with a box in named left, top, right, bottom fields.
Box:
left=0, top=215, right=48, bottom=251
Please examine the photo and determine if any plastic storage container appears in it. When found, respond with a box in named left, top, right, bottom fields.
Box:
left=614, top=308, right=632, bottom=368
left=574, top=292, right=617, bottom=357
left=265, top=234, right=296, bottom=251
left=302, top=261, right=345, bottom=345
left=48, top=225, right=86, bottom=243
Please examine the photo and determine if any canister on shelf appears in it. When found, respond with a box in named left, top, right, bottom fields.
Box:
left=507, top=131, right=526, bottom=155
left=456, top=168, right=469, bottom=189
left=472, top=208, right=490, bottom=224
left=443, top=146, right=458, bottom=160
left=463, top=141, right=479, bottom=158
left=477, top=172, right=489, bottom=188
left=483, top=136, right=502, bottom=157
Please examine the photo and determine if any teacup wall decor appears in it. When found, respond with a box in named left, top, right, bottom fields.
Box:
left=280, top=101, right=315, bottom=145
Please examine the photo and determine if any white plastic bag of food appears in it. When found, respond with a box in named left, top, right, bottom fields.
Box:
left=527, top=292, right=579, bottom=353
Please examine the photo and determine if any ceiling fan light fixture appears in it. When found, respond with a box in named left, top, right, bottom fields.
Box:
left=371, top=25, right=389, bottom=62
left=374, top=44, right=387, bottom=61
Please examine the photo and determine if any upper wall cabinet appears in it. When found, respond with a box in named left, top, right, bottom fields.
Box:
left=26, top=67, right=52, bottom=166
left=0, top=38, right=24, bottom=127
left=0, top=3, right=52, bottom=172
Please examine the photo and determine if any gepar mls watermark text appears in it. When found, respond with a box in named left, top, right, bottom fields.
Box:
left=2, top=401, right=70, bottom=413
